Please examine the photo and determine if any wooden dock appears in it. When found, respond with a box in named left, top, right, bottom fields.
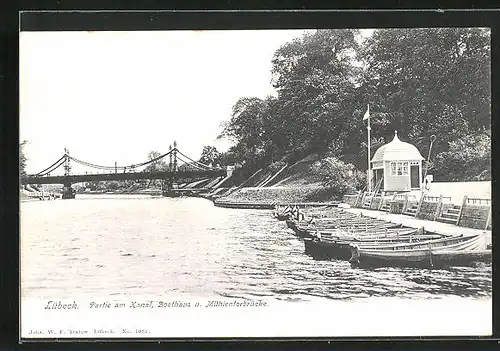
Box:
left=343, top=207, right=492, bottom=246
left=214, top=201, right=339, bottom=210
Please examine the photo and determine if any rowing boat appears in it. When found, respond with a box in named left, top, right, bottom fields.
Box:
left=294, top=222, right=403, bottom=238
left=349, top=233, right=490, bottom=268
left=303, top=228, right=442, bottom=260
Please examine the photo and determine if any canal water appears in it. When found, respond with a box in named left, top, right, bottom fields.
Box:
left=21, top=195, right=491, bottom=301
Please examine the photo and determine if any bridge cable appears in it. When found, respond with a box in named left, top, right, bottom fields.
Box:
left=36, top=159, right=66, bottom=176
left=175, top=150, right=213, bottom=170
left=175, top=154, right=211, bottom=171
left=34, top=155, right=66, bottom=176
left=128, top=149, right=174, bottom=169
left=66, top=149, right=176, bottom=172
left=36, top=148, right=179, bottom=175
left=68, top=156, right=125, bottom=171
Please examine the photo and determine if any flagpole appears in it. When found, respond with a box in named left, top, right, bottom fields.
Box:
left=367, top=105, right=371, bottom=193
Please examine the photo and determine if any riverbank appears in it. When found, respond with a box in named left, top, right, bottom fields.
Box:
left=213, top=186, right=339, bottom=207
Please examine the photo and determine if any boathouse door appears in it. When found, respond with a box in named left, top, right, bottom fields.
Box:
left=374, top=169, right=384, bottom=192
left=410, top=165, right=419, bottom=189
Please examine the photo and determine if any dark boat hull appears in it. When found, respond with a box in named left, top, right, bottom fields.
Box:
left=304, top=231, right=447, bottom=262
left=304, top=238, right=353, bottom=260
left=276, top=213, right=290, bottom=221
left=286, top=219, right=297, bottom=230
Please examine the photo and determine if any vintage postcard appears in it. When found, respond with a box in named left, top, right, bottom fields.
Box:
left=19, top=19, right=492, bottom=339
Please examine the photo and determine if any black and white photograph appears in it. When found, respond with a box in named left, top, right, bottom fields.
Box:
left=19, top=22, right=492, bottom=338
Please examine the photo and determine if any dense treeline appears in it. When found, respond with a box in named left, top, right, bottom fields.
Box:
left=213, top=28, right=490, bottom=182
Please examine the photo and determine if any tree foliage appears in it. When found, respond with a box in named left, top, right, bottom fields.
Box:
left=434, top=130, right=491, bottom=181
left=144, top=151, right=168, bottom=187
left=144, top=151, right=168, bottom=172
left=20, top=140, right=28, bottom=179
left=271, top=29, right=361, bottom=155
left=220, top=28, right=491, bottom=182
left=310, top=157, right=366, bottom=195
left=199, top=146, right=222, bottom=167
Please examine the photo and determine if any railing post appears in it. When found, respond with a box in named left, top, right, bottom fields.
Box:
left=457, top=195, right=468, bottom=226
left=354, top=190, right=361, bottom=208
left=485, top=204, right=492, bottom=230
left=402, top=194, right=409, bottom=213
left=415, top=193, right=425, bottom=218
left=361, top=191, right=368, bottom=208
left=433, top=195, right=443, bottom=221
left=377, top=191, right=388, bottom=211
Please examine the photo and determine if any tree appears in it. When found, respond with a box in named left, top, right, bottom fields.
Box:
left=20, top=140, right=28, bottom=180
left=144, top=151, right=168, bottom=172
left=219, top=96, right=278, bottom=169
left=434, top=130, right=491, bottom=181
left=144, top=151, right=168, bottom=187
left=219, top=30, right=362, bottom=170
left=199, top=146, right=221, bottom=167
left=271, top=29, right=361, bottom=155
left=359, top=28, right=490, bottom=156
left=218, top=28, right=491, bottom=182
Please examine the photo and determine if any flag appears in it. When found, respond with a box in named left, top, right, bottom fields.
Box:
left=363, top=104, right=370, bottom=121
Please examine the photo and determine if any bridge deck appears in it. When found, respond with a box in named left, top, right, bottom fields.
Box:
left=22, top=169, right=227, bottom=185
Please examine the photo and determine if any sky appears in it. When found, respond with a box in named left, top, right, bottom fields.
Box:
left=20, top=29, right=373, bottom=175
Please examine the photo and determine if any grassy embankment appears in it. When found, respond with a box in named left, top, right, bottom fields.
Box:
left=214, top=154, right=338, bottom=205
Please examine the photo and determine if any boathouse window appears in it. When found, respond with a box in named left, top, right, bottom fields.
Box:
left=390, top=161, right=408, bottom=176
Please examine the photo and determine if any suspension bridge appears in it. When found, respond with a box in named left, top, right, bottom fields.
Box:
left=21, top=142, right=234, bottom=199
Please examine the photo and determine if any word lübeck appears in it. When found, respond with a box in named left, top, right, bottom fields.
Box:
left=44, top=301, right=79, bottom=309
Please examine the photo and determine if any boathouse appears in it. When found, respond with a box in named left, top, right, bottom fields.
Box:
left=370, top=131, right=424, bottom=192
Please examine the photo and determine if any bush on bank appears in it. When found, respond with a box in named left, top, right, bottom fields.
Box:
left=310, top=156, right=366, bottom=196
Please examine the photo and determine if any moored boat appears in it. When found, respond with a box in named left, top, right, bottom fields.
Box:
left=349, top=233, right=489, bottom=268
left=294, top=221, right=404, bottom=238
left=273, top=205, right=292, bottom=220
left=304, top=227, right=439, bottom=261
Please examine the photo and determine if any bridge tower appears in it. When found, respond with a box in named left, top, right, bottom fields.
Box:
left=63, top=147, right=71, bottom=176
left=62, top=147, right=75, bottom=199
left=163, top=142, right=178, bottom=197
left=169, top=144, right=173, bottom=171
left=173, top=140, right=178, bottom=172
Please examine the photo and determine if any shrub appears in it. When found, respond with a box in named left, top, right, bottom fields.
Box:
left=310, top=156, right=365, bottom=196
left=268, top=160, right=287, bottom=173
left=434, top=131, right=491, bottom=181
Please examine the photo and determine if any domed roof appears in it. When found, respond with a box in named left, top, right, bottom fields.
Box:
left=371, top=131, right=424, bottom=162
